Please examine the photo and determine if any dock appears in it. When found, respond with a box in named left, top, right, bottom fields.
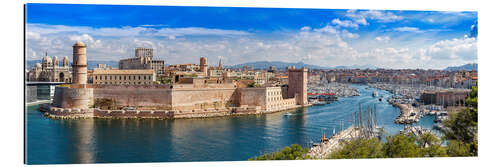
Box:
left=392, top=103, right=422, bottom=124
left=307, top=126, right=360, bottom=159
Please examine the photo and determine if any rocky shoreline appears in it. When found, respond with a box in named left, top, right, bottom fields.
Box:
left=39, top=103, right=310, bottom=120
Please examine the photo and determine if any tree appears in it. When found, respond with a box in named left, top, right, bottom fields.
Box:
left=441, top=83, right=478, bottom=156
left=416, top=132, right=447, bottom=157
left=328, top=138, right=384, bottom=159
left=447, top=140, right=472, bottom=157
left=249, top=144, right=310, bottom=160
left=382, top=134, right=420, bottom=158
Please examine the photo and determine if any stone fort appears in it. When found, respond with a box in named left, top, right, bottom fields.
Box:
left=43, top=41, right=309, bottom=119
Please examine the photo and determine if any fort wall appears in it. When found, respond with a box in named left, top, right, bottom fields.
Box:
left=53, top=86, right=94, bottom=109
left=91, top=84, right=173, bottom=109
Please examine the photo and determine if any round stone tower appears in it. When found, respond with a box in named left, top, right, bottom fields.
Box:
left=72, top=41, right=88, bottom=85
left=200, top=57, right=208, bottom=76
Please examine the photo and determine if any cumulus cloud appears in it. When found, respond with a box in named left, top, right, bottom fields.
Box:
left=25, top=23, right=476, bottom=69
left=300, top=26, right=311, bottom=31
left=341, top=30, right=360, bottom=39
left=375, top=36, right=390, bottom=42
left=331, top=19, right=359, bottom=29
left=346, top=9, right=403, bottom=25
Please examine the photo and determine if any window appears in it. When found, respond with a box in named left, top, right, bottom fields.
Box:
left=129, top=76, right=131, bottom=80
left=119, top=76, right=121, bottom=80
left=105, top=76, right=107, bottom=80
left=100, top=76, right=102, bottom=80
left=134, top=76, right=136, bottom=80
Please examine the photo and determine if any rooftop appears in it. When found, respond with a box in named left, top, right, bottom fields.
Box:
left=92, top=69, right=155, bottom=75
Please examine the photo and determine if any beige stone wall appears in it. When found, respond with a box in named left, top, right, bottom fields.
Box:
left=238, top=87, right=267, bottom=109
left=170, top=87, right=237, bottom=110
left=91, top=85, right=173, bottom=108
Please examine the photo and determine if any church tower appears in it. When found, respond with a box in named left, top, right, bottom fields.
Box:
left=218, top=56, right=223, bottom=70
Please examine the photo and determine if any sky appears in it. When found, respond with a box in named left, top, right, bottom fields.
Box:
left=25, top=3, right=478, bottom=69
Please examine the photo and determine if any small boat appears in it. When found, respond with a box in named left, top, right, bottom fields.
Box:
left=379, top=98, right=382, bottom=101
left=283, top=112, right=293, bottom=116
left=372, top=90, right=378, bottom=97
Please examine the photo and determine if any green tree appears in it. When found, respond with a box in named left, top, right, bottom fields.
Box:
left=328, top=138, right=384, bottom=159
left=416, top=132, right=447, bottom=157
left=441, top=83, right=478, bottom=156
left=249, top=144, right=310, bottom=160
left=447, top=140, right=472, bottom=157
left=382, top=134, right=420, bottom=158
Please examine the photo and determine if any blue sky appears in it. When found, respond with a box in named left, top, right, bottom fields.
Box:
left=25, top=3, right=478, bottom=69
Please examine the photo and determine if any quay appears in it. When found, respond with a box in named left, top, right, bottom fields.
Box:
left=390, top=102, right=422, bottom=124
left=307, top=126, right=360, bottom=159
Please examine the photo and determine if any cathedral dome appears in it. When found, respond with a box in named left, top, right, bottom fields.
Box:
left=42, top=54, right=52, bottom=63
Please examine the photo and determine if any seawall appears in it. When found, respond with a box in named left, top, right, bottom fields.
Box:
left=39, top=103, right=307, bottom=119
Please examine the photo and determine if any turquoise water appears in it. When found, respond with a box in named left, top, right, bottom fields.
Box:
left=25, top=84, right=436, bottom=164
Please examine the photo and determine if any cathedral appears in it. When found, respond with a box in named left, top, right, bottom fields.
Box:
left=27, top=51, right=72, bottom=83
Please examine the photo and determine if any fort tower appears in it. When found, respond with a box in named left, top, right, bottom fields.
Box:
left=72, top=41, right=88, bottom=85
left=287, top=67, right=308, bottom=105
left=200, top=57, right=208, bottom=76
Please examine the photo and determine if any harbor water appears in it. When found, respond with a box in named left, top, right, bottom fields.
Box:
left=25, top=84, right=437, bottom=164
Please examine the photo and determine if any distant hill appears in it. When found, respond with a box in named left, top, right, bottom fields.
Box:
left=230, top=61, right=378, bottom=70
left=444, top=63, right=478, bottom=71
left=333, top=64, right=379, bottom=70
left=25, top=60, right=119, bottom=70
left=229, top=61, right=331, bottom=70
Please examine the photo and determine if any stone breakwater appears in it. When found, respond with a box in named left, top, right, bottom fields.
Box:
left=389, top=102, right=422, bottom=124
left=39, top=104, right=306, bottom=119
left=307, top=126, right=360, bottom=159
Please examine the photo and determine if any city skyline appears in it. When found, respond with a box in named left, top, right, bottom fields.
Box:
left=26, top=4, right=477, bottom=69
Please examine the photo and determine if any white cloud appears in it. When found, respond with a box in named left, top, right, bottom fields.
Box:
left=420, top=37, right=477, bottom=61
left=300, top=26, right=311, bottom=31
left=375, top=36, right=390, bottom=42
left=26, top=31, right=40, bottom=40
left=25, top=23, right=476, bottom=69
left=331, top=19, right=359, bottom=29
left=393, top=27, right=423, bottom=33
left=346, top=10, right=403, bottom=25
left=341, top=30, right=360, bottom=39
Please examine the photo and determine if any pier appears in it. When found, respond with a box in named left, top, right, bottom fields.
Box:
left=307, top=126, right=360, bottom=159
